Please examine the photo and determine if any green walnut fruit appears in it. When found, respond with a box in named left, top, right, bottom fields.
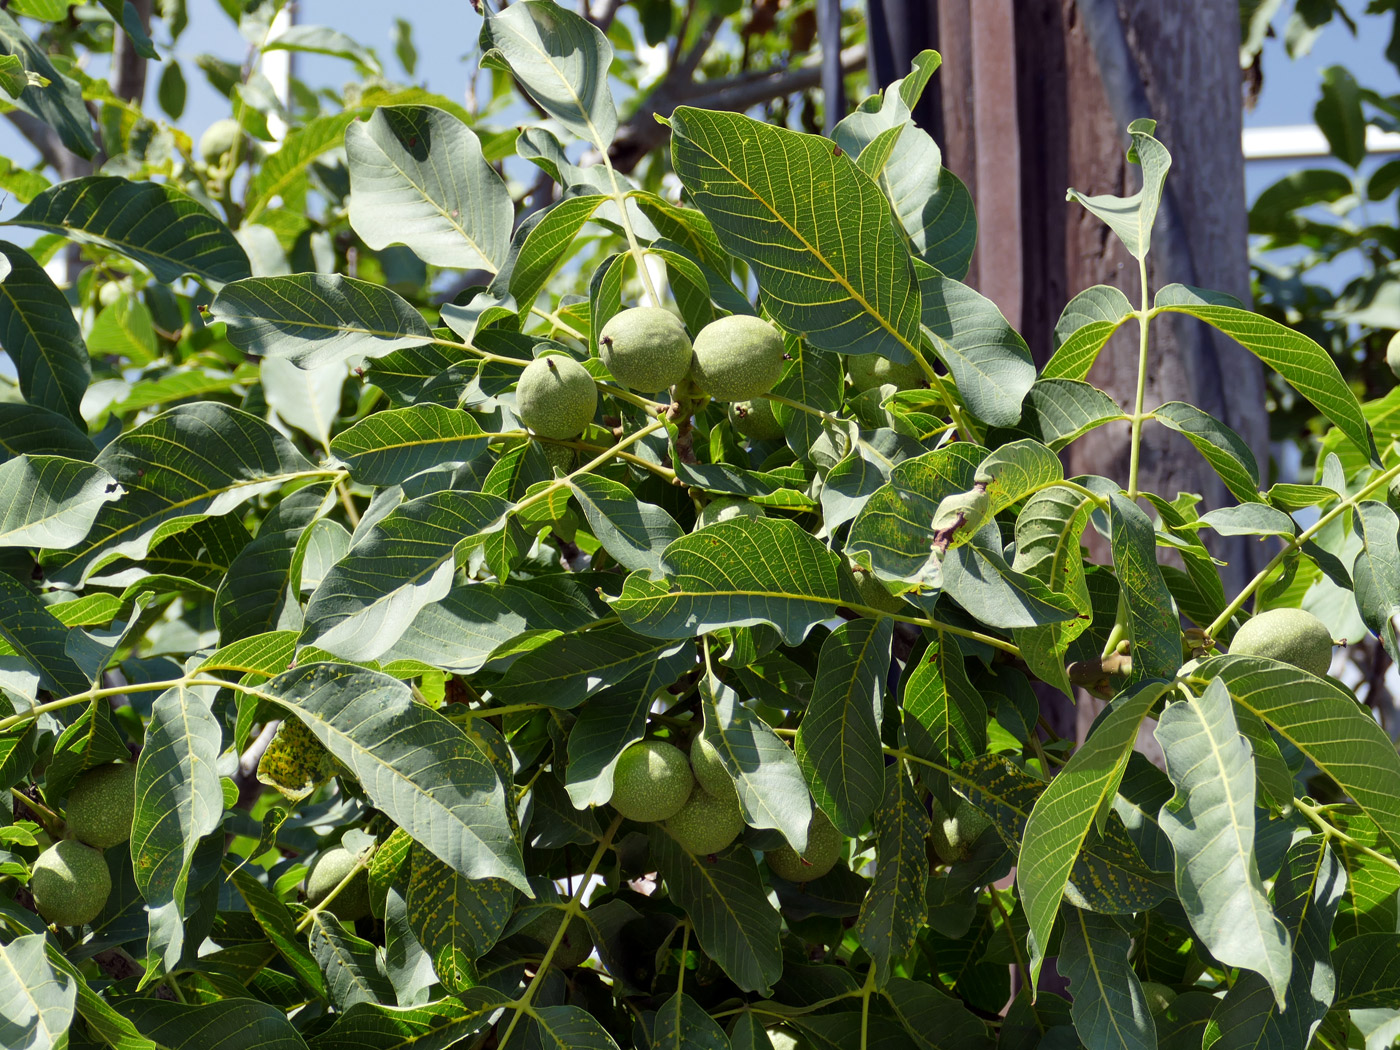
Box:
left=1229, top=607, right=1334, bottom=677
left=690, top=735, right=738, bottom=803
left=1140, top=982, right=1177, bottom=1017
left=535, top=440, right=576, bottom=475
left=695, top=496, right=764, bottom=530
left=306, top=846, right=371, bottom=921
left=850, top=564, right=905, bottom=616
left=199, top=118, right=242, bottom=164
left=610, top=740, right=694, bottom=822
left=517, top=354, right=598, bottom=440
left=30, top=840, right=110, bottom=926
left=930, top=798, right=991, bottom=864
left=598, top=307, right=693, bottom=392
left=689, top=315, right=785, bottom=402
left=1388, top=331, right=1400, bottom=381
left=666, top=785, right=745, bottom=854
left=64, top=763, right=137, bottom=849
left=520, top=907, right=594, bottom=968
left=847, top=354, right=924, bottom=392
left=765, top=810, right=842, bottom=883
left=728, top=398, right=785, bottom=441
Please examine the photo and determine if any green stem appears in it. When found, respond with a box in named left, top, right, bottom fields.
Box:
left=0, top=676, right=230, bottom=733
left=594, top=380, right=668, bottom=414
left=497, top=814, right=623, bottom=1046
left=513, top=419, right=668, bottom=516
left=10, top=786, right=61, bottom=836
left=1293, top=797, right=1400, bottom=876
left=529, top=305, right=587, bottom=342
left=605, top=179, right=662, bottom=307
left=859, top=964, right=877, bottom=1050
left=1204, top=457, right=1400, bottom=639
left=1126, top=254, right=1152, bottom=501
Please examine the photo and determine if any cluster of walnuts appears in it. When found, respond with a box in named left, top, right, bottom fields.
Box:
left=610, top=736, right=842, bottom=880
left=28, top=763, right=136, bottom=926
left=515, top=307, right=788, bottom=441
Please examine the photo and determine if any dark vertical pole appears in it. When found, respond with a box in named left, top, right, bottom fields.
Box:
left=817, top=0, right=846, bottom=133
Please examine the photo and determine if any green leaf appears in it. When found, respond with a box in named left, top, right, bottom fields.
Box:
left=265, top=664, right=529, bottom=892
left=853, top=766, right=931, bottom=980
left=480, top=0, right=617, bottom=149
left=847, top=443, right=983, bottom=582
left=0, top=241, right=89, bottom=426
left=131, top=681, right=223, bottom=970
left=1353, top=499, right=1400, bottom=664
left=1066, top=118, right=1170, bottom=260
left=264, top=24, right=380, bottom=73
left=117, top=998, right=310, bottom=1050
left=346, top=106, right=512, bottom=271
left=301, top=490, right=510, bottom=661
left=406, top=841, right=513, bottom=989
left=214, top=482, right=332, bottom=644
left=613, top=517, right=855, bottom=645
left=42, top=402, right=317, bottom=586
left=797, top=618, right=892, bottom=835
left=996, top=378, right=1125, bottom=448
left=210, top=274, right=434, bottom=369
left=564, top=657, right=686, bottom=808
left=0, top=933, right=76, bottom=1050
left=245, top=112, right=359, bottom=223
left=0, top=572, right=89, bottom=701
left=309, top=912, right=396, bottom=1010
left=0, top=454, right=119, bottom=549
left=941, top=541, right=1080, bottom=629
left=304, top=989, right=508, bottom=1050
left=1059, top=909, right=1155, bottom=1050
left=901, top=634, right=985, bottom=777
left=976, top=440, right=1063, bottom=516
left=701, top=675, right=812, bottom=851
left=227, top=865, right=326, bottom=998
left=1151, top=402, right=1262, bottom=503
left=514, top=1004, right=623, bottom=1050
left=1154, top=293, right=1376, bottom=466
left=8, top=178, right=248, bottom=286
left=1155, top=678, right=1292, bottom=1007
left=669, top=107, right=923, bottom=362
left=384, top=574, right=608, bottom=676
left=568, top=473, right=683, bottom=576
left=501, top=194, right=607, bottom=314
left=915, top=261, right=1035, bottom=427
left=331, top=406, right=489, bottom=487
left=1334, top=932, right=1400, bottom=1008
left=1205, top=837, right=1344, bottom=1050
left=0, top=403, right=93, bottom=463
left=1019, top=681, right=1169, bottom=984
left=1315, top=64, right=1366, bottom=167
left=649, top=824, right=782, bottom=995
left=884, top=978, right=993, bottom=1050
left=492, top=624, right=690, bottom=710
left=1191, top=655, right=1400, bottom=856
left=653, top=993, right=732, bottom=1050
left=832, top=57, right=973, bottom=277
left=0, top=12, right=95, bottom=159
left=1109, top=492, right=1181, bottom=680
left=821, top=427, right=923, bottom=533
left=1042, top=285, right=1136, bottom=381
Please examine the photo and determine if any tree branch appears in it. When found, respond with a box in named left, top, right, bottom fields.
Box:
left=110, top=0, right=153, bottom=104
left=609, top=43, right=867, bottom=172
